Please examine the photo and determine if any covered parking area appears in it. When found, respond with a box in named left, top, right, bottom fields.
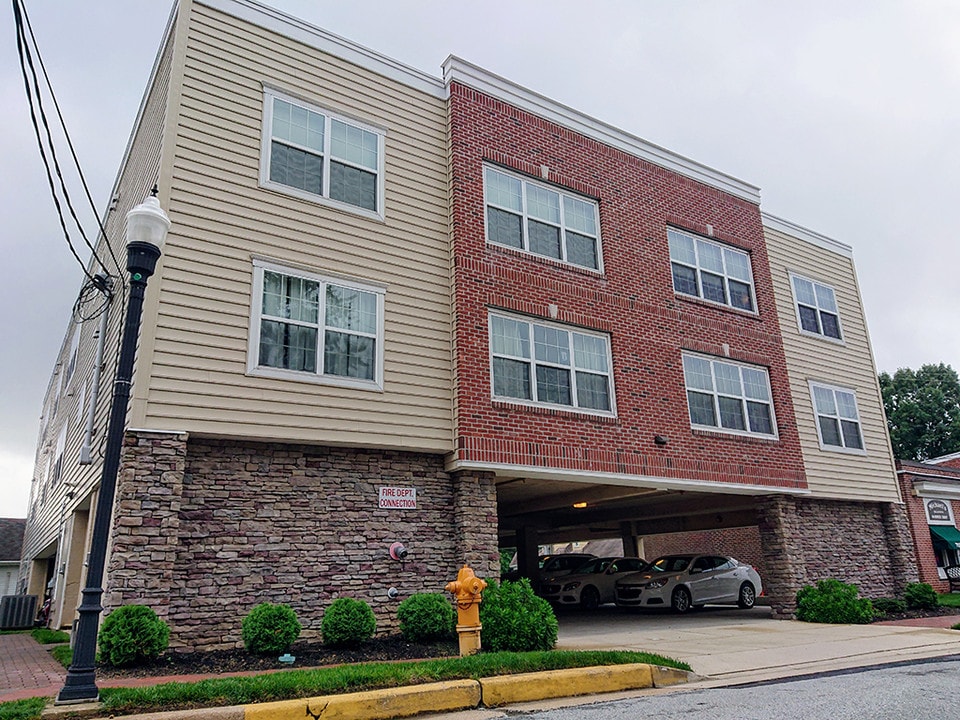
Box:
left=490, top=470, right=917, bottom=618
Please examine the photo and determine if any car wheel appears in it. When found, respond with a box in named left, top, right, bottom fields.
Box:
left=738, top=582, right=756, bottom=609
left=580, top=586, right=601, bottom=610
left=672, top=586, right=692, bottom=614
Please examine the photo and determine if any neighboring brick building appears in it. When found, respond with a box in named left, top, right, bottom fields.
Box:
left=18, top=0, right=915, bottom=649
left=897, top=457, right=960, bottom=592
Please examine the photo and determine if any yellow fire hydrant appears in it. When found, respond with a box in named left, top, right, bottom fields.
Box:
left=445, top=565, right=487, bottom=656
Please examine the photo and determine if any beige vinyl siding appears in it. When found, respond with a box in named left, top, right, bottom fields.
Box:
left=765, top=224, right=899, bottom=502
left=22, top=20, right=176, bottom=561
left=137, top=2, right=452, bottom=452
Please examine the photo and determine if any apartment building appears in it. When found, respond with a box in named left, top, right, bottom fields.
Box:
left=20, top=0, right=915, bottom=649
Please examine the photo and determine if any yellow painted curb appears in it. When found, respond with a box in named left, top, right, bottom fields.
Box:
left=243, top=680, right=480, bottom=720
left=479, top=663, right=655, bottom=707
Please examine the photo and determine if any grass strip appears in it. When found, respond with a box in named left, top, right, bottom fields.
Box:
left=50, top=644, right=72, bottom=668
left=938, top=593, right=960, bottom=609
left=30, top=629, right=70, bottom=645
left=96, top=650, right=688, bottom=716
left=0, top=698, right=45, bottom=720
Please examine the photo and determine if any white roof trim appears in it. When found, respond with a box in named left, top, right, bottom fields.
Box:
left=199, top=0, right=446, bottom=98
left=762, top=212, right=853, bottom=259
left=442, top=56, right=761, bottom=204
left=447, top=459, right=810, bottom=497
left=912, top=480, right=960, bottom=501
left=927, top=450, right=960, bottom=465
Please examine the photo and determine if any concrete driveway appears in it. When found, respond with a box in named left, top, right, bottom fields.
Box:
left=555, top=605, right=960, bottom=684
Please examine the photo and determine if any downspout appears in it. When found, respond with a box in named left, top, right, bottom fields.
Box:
left=79, top=279, right=113, bottom=465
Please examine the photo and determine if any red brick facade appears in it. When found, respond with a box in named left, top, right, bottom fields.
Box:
left=448, top=82, right=806, bottom=491
left=897, top=460, right=960, bottom=593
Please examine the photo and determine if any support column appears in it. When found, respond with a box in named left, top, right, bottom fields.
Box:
left=881, top=502, right=920, bottom=593
left=515, top=525, right=539, bottom=581
left=103, top=431, right=187, bottom=624
left=756, top=495, right=804, bottom=619
left=619, top=522, right=639, bottom=557
left=450, top=470, right=499, bottom=578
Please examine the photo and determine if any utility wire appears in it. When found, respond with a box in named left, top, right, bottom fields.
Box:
left=12, top=0, right=112, bottom=282
left=18, top=0, right=125, bottom=278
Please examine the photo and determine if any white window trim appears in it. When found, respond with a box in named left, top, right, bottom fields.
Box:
left=488, top=312, right=617, bottom=417
left=259, top=87, right=386, bottom=221
left=788, top=272, right=845, bottom=344
left=668, top=228, right=757, bottom=314
left=682, top=352, right=778, bottom=439
left=247, top=258, right=386, bottom=392
left=808, top=381, right=866, bottom=455
left=483, top=164, right=604, bottom=273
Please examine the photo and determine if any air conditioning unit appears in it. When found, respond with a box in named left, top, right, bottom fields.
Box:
left=0, top=595, right=38, bottom=630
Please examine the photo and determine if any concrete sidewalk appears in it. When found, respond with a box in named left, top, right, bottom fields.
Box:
left=554, top=606, right=960, bottom=686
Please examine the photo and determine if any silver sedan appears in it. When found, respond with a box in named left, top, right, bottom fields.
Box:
left=540, top=556, right=649, bottom=609
left=614, top=554, right=762, bottom=613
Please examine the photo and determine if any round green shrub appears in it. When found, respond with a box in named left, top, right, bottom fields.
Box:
left=479, top=579, right=558, bottom=652
left=97, top=605, right=170, bottom=667
left=871, top=597, right=907, bottom=616
left=241, top=603, right=302, bottom=655
left=903, top=582, right=939, bottom=610
left=795, top=578, right=874, bottom=624
left=322, top=598, right=376, bottom=647
left=397, top=593, right=455, bottom=642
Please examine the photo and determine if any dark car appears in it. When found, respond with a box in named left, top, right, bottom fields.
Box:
left=503, top=552, right=597, bottom=591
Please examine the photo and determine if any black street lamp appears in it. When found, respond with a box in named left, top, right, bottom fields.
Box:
left=57, top=189, right=170, bottom=704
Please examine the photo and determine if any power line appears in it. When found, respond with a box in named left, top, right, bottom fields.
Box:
left=12, top=0, right=114, bottom=282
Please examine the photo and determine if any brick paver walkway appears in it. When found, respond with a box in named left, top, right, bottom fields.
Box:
left=0, top=633, right=67, bottom=702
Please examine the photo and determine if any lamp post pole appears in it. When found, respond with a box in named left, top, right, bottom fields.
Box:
left=57, top=191, right=169, bottom=704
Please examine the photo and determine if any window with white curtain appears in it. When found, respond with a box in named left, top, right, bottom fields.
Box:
left=248, top=260, right=384, bottom=390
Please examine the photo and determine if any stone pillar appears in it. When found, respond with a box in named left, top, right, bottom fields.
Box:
left=104, top=430, right=188, bottom=627
left=756, top=495, right=804, bottom=619
left=881, top=502, right=920, bottom=592
left=620, top=521, right=639, bottom=557
left=450, top=470, right=499, bottom=578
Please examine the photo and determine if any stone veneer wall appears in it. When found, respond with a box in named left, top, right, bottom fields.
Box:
left=757, top=495, right=918, bottom=618
left=106, top=432, right=497, bottom=652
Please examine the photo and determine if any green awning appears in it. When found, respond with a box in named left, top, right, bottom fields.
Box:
left=929, top=524, right=960, bottom=551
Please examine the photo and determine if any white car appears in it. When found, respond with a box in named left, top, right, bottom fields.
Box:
left=614, top=554, right=762, bottom=613
left=540, top=556, right=649, bottom=609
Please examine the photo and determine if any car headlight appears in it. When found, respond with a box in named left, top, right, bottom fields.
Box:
left=644, top=579, right=667, bottom=589
left=562, top=581, right=581, bottom=591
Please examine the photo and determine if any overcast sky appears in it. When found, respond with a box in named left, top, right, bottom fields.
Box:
left=2, top=0, right=958, bottom=517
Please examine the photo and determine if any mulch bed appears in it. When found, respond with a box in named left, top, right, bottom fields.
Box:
left=98, top=636, right=459, bottom=680
left=871, top=606, right=960, bottom=623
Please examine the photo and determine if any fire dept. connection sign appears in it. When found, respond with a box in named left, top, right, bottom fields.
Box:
left=378, top=486, right=417, bottom=509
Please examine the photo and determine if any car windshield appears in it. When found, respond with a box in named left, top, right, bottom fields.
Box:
left=571, top=557, right=613, bottom=575
left=648, top=556, right=691, bottom=573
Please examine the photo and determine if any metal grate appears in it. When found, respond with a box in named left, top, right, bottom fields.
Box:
left=0, top=594, right=38, bottom=629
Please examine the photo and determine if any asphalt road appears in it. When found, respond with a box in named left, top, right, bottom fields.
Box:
left=518, top=657, right=960, bottom=720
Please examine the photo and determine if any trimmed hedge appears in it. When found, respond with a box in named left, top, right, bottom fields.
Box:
left=97, top=605, right=170, bottom=667
left=322, top=598, right=376, bottom=647
left=479, top=579, right=558, bottom=652
left=795, top=579, right=873, bottom=624
left=241, top=603, right=302, bottom=655
left=397, top=593, right=455, bottom=642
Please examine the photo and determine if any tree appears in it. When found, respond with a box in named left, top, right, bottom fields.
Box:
left=878, top=363, right=960, bottom=461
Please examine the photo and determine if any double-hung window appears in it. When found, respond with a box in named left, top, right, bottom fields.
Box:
left=490, top=313, right=614, bottom=413
left=810, top=382, right=864, bottom=451
left=261, top=89, right=384, bottom=216
left=484, top=167, right=602, bottom=271
left=249, top=260, right=385, bottom=389
left=669, top=228, right=755, bottom=311
left=682, top=354, right=775, bottom=437
left=790, top=274, right=842, bottom=340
